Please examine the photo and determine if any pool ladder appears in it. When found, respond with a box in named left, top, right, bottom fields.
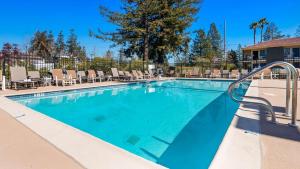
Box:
left=228, top=61, right=298, bottom=126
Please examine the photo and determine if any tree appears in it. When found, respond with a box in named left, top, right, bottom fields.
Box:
left=1, top=43, right=13, bottom=75
left=29, top=31, right=51, bottom=58
left=207, top=23, right=222, bottom=56
left=258, top=18, right=268, bottom=42
left=47, top=31, right=55, bottom=55
left=250, top=22, right=259, bottom=44
left=66, top=29, right=80, bottom=57
left=104, top=50, right=113, bottom=58
left=227, top=50, right=238, bottom=68
left=263, top=22, right=285, bottom=41
left=94, top=0, right=200, bottom=64
left=236, top=44, right=242, bottom=61
left=55, top=31, right=65, bottom=56
left=190, top=29, right=210, bottom=63
left=295, top=25, right=300, bottom=37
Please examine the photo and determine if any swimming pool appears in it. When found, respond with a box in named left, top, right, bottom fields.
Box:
left=9, top=80, right=248, bottom=169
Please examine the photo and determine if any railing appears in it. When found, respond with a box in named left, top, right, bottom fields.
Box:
left=228, top=61, right=298, bottom=126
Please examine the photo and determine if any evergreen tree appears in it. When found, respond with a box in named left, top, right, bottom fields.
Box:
left=104, top=50, right=113, bottom=58
left=29, top=31, right=51, bottom=58
left=190, top=29, right=211, bottom=63
left=55, top=31, right=65, bottom=56
left=207, top=23, right=222, bottom=57
left=263, top=22, right=285, bottom=41
left=66, top=29, right=80, bottom=57
left=94, top=0, right=200, bottom=64
left=236, top=44, right=242, bottom=61
left=295, top=25, right=300, bottom=37
left=47, top=31, right=55, bottom=55
left=227, top=50, right=238, bottom=67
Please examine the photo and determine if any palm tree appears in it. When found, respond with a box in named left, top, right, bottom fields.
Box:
left=258, top=18, right=268, bottom=42
left=250, top=22, right=259, bottom=44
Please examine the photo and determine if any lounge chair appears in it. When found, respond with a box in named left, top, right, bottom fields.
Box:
left=230, top=70, right=240, bottom=79
left=77, top=71, right=87, bottom=83
left=52, top=69, right=73, bottom=86
left=137, top=70, right=149, bottom=79
left=67, top=70, right=79, bottom=84
left=148, top=69, right=156, bottom=78
left=88, top=70, right=101, bottom=83
left=124, top=71, right=134, bottom=80
left=28, top=70, right=43, bottom=86
left=97, top=71, right=106, bottom=81
left=111, top=68, right=120, bottom=81
left=262, top=69, right=273, bottom=79
left=119, top=71, right=131, bottom=81
left=10, top=67, right=37, bottom=90
left=144, top=70, right=154, bottom=79
left=279, top=69, right=287, bottom=79
left=191, top=67, right=200, bottom=77
left=221, top=70, right=230, bottom=78
left=211, top=69, right=221, bottom=78
left=241, top=69, right=249, bottom=77
left=132, top=70, right=143, bottom=79
left=204, top=70, right=211, bottom=78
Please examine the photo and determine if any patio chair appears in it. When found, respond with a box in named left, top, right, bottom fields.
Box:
left=88, top=70, right=101, bottom=83
left=279, top=69, right=287, bottom=79
left=28, top=71, right=43, bottom=86
left=241, top=69, right=249, bottom=77
left=124, top=71, right=134, bottom=80
left=119, top=71, right=131, bottom=81
left=138, top=70, right=149, bottom=79
left=77, top=71, right=87, bottom=83
left=144, top=70, right=152, bottom=79
left=132, top=70, right=143, bottom=79
left=52, top=69, right=72, bottom=86
left=10, top=67, right=37, bottom=90
left=211, top=69, right=221, bottom=78
left=221, top=70, right=230, bottom=78
left=66, top=70, right=79, bottom=84
left=111, top=68, right=120, bottom=81
left=148, top=69, right=156, bottom=78
left=230, top=70, right=240, bottom=79
left=262, top=69, right=273, bottom=79
left=97, top=71, right=106, bottom=81
left=204, top=70, right=211, bottom=78
left=191, top=67, right=200, bottom=77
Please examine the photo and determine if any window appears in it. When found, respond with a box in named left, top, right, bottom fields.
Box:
left=292, top=48, right=300, bottom=58
left=259, top=50, right=266, bottom=59
left=284, top=48, right=291, bottom=58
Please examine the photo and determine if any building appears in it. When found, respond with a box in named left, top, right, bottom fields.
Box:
left=242, top=37, right=300, bottom=69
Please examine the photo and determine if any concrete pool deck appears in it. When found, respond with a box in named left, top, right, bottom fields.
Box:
left=0, top=78, right=299, bottom=169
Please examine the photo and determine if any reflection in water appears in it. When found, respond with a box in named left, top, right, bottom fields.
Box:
left=51, top=96, right=63, bottom=104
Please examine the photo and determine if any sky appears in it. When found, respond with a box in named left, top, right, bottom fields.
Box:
left=0, top=0, right=299, bottom=57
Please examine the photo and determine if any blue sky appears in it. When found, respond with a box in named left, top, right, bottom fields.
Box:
left=0, top=0, right=299, bottom=57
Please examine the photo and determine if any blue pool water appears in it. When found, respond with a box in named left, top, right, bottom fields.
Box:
left=10, top=80, right=248, bottom=169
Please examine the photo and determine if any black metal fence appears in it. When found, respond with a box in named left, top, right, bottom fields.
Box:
left=0, top=54, right=245, bottom=80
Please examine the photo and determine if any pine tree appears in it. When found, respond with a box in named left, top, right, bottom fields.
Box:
left=190, top=29, right=211, bottom=63
left=94, top=0, right=200, bottom=64
left=66, top=29, right=79, bottom=57
left=47, top=31, right=55, bottom=55
left=55, top=31, right=65, bottom=56
left=207, top=23, right=222, bottom=57
left=263, top=22, right=285, bottom=41
left=29, top=31, right=51, bottom=58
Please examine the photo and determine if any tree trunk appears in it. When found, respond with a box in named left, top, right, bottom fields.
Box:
left=254, top=29, right=256, bottom=44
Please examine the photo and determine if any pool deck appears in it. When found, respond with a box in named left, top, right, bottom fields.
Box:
left=0, top=78, right=299, bottom=169
left=210, top=79, right=300, bottom=169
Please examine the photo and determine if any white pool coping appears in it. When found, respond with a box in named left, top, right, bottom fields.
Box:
left=0, top=78, right=257, bottom=169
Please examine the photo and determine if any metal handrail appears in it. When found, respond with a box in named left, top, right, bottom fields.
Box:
left=228, top=61, right=298, bottom=126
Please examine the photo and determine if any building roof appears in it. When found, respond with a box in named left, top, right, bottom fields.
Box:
left=243, top=37, right=300, bottom=50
